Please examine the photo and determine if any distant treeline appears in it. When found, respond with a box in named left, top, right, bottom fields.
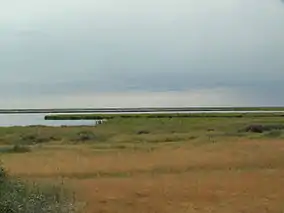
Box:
left=45, top=112, right=284, bottom=120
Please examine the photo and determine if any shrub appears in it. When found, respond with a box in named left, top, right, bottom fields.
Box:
left=10, top=145, right=31, bottom=153
left=0, top=165, right=7, bottom=183
left=73, top=131, right=97, bottom=142
left=244, top=125, right=265, bottom=133
left=242, top=124, right=284, bottom=133
left=0, top=165, right=81, bottom=213
left=19, top=134, right=58, bottom=145
left=137, top=130, right=150, bottom=135
left=0, top=145, right=31, bottom=154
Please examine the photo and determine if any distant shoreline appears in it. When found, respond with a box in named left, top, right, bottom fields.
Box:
left=1, top=106, right=284, bottom=114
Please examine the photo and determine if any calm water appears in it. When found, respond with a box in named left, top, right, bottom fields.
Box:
left=0, top=114, right=97, bottom=127
left=0, top=111, right=283, bottom=127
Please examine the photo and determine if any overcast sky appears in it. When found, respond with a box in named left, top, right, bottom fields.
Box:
left=1, top=0, right=284, bottom=108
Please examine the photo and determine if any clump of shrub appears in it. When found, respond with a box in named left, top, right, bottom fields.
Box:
left=19, top=134, right=58, bottom=145
left=0, top=165, right=7, bottom=182
left=0, top=145, right=31, bottom=154
left=10, top=144, right=31, bottom=153
left=137, top=130, right=150, bottom=135
left=243, top=124, right=265, bottom=133
left=242, top=124, right=284, bottom=133
left=73, top=131, right=97, bottom=142
left=0, top=165, right=81, bottom=213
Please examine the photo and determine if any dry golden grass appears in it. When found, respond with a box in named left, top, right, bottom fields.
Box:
left=75, top=170, right=284, bottom=213
left=2, top=139, right=284, bottom=177
left=2, top=138, right=284, bottom=212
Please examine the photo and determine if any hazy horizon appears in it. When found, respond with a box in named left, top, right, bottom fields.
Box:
left=1, top=0, right=284, bottom=108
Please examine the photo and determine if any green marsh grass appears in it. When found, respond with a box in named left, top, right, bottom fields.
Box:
left=1, top=115, right=284, bottom=149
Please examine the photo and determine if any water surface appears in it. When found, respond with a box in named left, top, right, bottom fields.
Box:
left=0, top=111, right=283, bottom=127
left=0, top=114, right=96, bottom=127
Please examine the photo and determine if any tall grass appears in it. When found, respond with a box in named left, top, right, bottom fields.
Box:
left=0, top=165, right=81, bottom=213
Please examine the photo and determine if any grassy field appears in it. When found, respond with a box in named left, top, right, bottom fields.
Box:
left=1, top=116, right=284, bottom=212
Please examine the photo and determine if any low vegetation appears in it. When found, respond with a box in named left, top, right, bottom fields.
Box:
left=242, top=124, right=284, bottom=133
left=45, top=112, right=284, bottom=120
left=2, top=114, right=284, bottom=212
left=0, top=165, right=80, bottom=213
left=1, top=115, right=284, bottom=147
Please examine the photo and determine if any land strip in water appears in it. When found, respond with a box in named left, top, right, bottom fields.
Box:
left=45, top=112, right=284, bottom=120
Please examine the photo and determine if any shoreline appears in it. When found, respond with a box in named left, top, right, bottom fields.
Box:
left=0, top=106, right=284, bottom=114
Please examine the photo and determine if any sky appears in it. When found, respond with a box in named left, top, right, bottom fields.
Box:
left=0, top=0, right=284, bottom=108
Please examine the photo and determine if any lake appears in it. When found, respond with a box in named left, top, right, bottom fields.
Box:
left=0, top=114, right=97, bottom=127
left=0, top=111, right=284, bottom=127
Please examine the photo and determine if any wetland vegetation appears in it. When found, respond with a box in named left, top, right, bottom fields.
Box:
left=45, top=111, right=284, bottom=120
left=2, top=114, right=284, bottom=212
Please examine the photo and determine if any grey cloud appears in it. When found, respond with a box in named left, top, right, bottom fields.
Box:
left=0, top=0, right=284, bottom=107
